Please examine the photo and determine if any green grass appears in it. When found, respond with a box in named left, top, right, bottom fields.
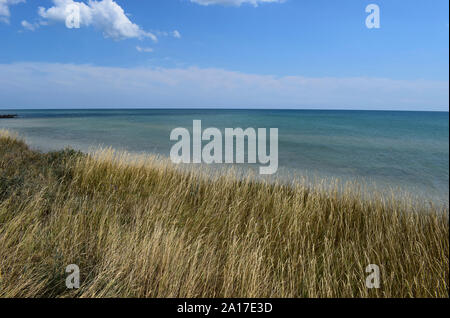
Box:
left=0, top=130, right=448, bottom=298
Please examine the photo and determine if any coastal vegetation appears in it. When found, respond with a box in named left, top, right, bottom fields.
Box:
left=0, top=130, right=448, bottom=298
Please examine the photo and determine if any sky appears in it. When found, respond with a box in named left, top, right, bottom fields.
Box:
left=0, top=0, right=448, bottom=110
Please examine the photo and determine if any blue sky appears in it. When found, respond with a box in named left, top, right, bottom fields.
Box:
left=0, top=0, right=448, bottom=110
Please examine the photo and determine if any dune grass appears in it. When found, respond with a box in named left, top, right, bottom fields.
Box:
left=0, top=129, right=448, bottom=298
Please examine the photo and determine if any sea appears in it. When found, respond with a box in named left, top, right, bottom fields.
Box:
left=0, top=109, right=448, bottom=205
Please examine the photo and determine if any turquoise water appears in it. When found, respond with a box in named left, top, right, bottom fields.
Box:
left=0, top=109, right=448, bottom=204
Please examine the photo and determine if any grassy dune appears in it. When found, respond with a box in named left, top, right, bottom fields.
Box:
left=0, top=130, right=448, bottom=298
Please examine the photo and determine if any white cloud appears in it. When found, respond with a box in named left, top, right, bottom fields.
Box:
left=38, top=0, right=157, bottom=41
left=172, top=30, right=181, bottom=39
left=0, top=0, right=24, bottom=23
left=153, top=29, right=182, bottom=39
left=190, top=0, right=284, bottom=7
left=0, top=62, right=448, bottom=111
left=136, top=46, right=153, bottom=53
left=21, top=20, right=40, bottom=31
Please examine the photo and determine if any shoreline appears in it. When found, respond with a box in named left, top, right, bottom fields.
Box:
left=1, top=125, right=448, bottom=207
left=14, top=133, right=450, bottom=209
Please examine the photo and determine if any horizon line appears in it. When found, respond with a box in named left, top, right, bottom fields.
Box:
left=1, top=107, right=449, bottom=113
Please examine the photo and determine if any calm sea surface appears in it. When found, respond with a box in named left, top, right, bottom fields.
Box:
left=1, top=109, right=448, bottom=204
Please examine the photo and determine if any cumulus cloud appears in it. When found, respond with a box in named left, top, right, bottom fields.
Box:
left=0, top=62, right=448, bottom=111
left=0, top=0, right=24, bottom=23
left=38, top=0, right=157, bottom=41
left=190, top=0, right=284, bottom=6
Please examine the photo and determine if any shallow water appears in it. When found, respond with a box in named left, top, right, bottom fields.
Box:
left=1, top=109, right=448, bottom=205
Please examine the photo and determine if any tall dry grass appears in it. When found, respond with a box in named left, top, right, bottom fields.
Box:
left=0, top=130, right=448, bottom=297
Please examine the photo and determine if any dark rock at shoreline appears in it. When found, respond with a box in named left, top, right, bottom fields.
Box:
left=0, top=114, right=18, bottom=119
